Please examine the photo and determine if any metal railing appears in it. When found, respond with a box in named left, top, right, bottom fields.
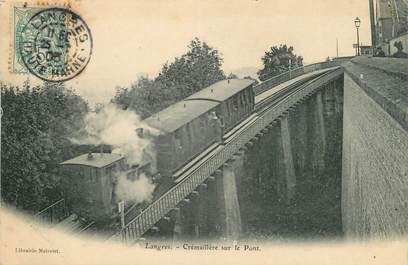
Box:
left=253, top=58, right=351, bottom=95
left=119, top=67, right=345, bottom=243
left=35, top=198, right=69, bottom=224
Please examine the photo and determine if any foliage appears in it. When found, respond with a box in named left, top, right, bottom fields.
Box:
left=392, top=41, right=408, bottom=58
left=257, top=44, right=304, bottom=81
left=113, top=38, right=226, bottom=119
left=227, top=73, right=239, bottom=79
left=114, top=76, right=178, bottom=119
left=1, top=81, right=88, bottom=212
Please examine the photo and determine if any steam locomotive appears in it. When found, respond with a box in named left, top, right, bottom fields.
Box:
left=60, top=79, right=255, bottom=223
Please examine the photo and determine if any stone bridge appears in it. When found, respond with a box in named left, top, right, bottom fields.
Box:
left=119, top=57, right=408, bottom=243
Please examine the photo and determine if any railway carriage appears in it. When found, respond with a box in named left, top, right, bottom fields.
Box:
left=185, top=79, right=255, bottom=132
left=144, top=99, right=221, bottom=178
left=144, top=78, right=255, bottom=179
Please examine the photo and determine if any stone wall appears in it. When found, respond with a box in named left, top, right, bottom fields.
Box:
left=342, top=58, right=408, bottom=239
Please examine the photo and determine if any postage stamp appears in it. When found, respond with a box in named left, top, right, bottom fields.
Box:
left=12, top=6, right=42, bottom=74
left=15, top=7, right=92, bottom=82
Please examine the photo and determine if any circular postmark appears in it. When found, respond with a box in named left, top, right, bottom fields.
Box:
left=18, top=8, right=92, bottom=82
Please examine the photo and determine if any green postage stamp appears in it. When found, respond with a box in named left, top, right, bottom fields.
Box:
left=12, top=6, right=42, bottom=74
left=11, top=5, right=92, bottom=82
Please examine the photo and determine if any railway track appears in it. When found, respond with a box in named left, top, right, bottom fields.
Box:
left=117, top=66, right=343, bottom=242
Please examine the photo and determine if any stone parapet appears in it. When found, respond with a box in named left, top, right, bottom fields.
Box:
left=343, top=57, right=408, bottom=131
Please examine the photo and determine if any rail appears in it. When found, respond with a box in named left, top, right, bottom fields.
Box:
left=253, top=57, right=352, bottom=95
left=35, top=198, right=69, bottom=224
left=119, top=67, right=344, bottom=243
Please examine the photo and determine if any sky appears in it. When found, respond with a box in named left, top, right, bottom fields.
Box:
left=0, top=0, right=371, bottom=105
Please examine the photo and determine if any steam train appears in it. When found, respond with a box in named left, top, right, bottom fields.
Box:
left=60, top=79, right=255, bottom=223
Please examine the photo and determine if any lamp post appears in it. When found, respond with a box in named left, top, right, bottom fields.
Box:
left=354, top=17, right=361, bottom=56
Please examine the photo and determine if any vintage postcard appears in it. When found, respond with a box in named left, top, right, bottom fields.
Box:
left=1, top=0, right=407, bottom=264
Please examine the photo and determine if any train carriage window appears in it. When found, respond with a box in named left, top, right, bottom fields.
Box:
left=233, top=96, right=238, bottom=110
left=242, top=90, right=246, bottom=108
left=186, top=123, right=193, bottom=147
left=193, top=119, right=201, bottom=147
left=200, top=117, right=206, bottom=130
left=247, top=89, right=252, bottom=108
left=190, top=121, right=196, bottom=143
left=240, top=93, right=245, bottom=115
left=189, top=120, right=196, bottom=149
left=181, top=125, right=190, bottom=158
left=203, top=115, right=209, bottom=132
left=174, top=129, right=183, bottom=152
left=245, top=95, right=247, bottom=112
left=198, top=118, right=205, bottom=145
left=224, top=102, right=230, bottom=124
left=198, top=118, right=204, bottom=147
left=228, top=100, right=233, bottom=126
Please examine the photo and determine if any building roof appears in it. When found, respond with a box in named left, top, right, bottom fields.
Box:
left=185, top=79, right=254, bottom=102
left=144, top=99, right=219, bottom=133
left=60, top=153, right=124, bottom=168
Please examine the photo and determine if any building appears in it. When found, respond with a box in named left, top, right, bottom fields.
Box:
left=375, top=0, right=408, bottom=43
left=370, top=0, right=408, bottom=55
left=360, top=45, right=373, bottom=55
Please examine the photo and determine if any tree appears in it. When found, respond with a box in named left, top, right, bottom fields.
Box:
left=114, top=76, right=178, bottom=119
left=257, top=44, right=304, bottom=81
left=392, top=41, right=408, bottom=58
left=156, top=38, right=226, bottom=98
left=113, top=38, right=226, bottom=118
left=1, top=81, right=88, bottom=212
left=227, top=73, right=239, bottom=79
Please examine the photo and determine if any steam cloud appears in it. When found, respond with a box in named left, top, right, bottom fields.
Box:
left=72, top=103, right=158, bottom=204
left=73, top=103, right=153, bottom=165
left=114, top=173, right=155, bottom=203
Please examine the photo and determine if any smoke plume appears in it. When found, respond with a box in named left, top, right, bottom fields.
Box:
left=73, top=103, right=155, bottom=165
left=72, top=103, right=158, bottom=204
left=114, top=172, right=155, bottom=203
